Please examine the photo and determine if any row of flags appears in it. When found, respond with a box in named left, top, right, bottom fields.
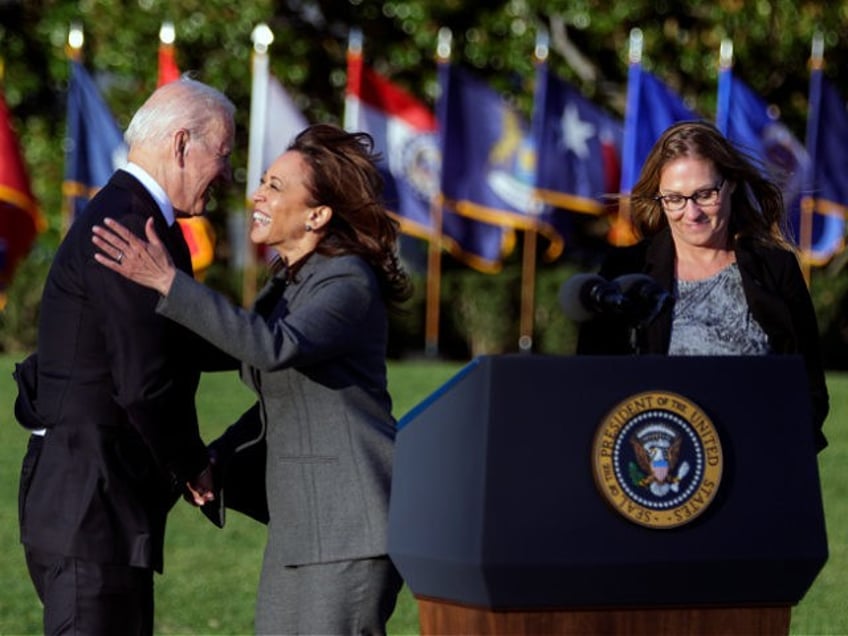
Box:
left=344, top=29, right=848, bottom=274
left=343, top=30, right=623, bottom=275
left=341, top=27, right=848, bottom=350
left=616, top=32, right=847, bottom=267
left=2, top=24, right=848, bottom=300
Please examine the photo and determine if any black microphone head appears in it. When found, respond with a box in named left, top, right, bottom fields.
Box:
left=613, top=273, right=673, bottom=326
left=559, top=273, right=606, bottom=322
left=614, top=273, right=657, bottom=294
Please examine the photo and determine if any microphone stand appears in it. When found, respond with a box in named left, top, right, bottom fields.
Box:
left=623, top=290, right=674, bottom=356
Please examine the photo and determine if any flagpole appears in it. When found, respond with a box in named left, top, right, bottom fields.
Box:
left=800, top=33, right=824, bottom=285
left=1, top=63, right=15, bottom=312
left=613, top=28, right=643, bottom=247
left=518, top=29, right=552, bottom=355
left=62, top=22, right=84, bottom=237
left=716, top=39, right=733, bottom=135
left=518, top=228, right=536, bottom=352
left=158, top=22, right=175, bottom=84
left=243, top=23, right=273, bottom=307
left=425, top=28, right=452, bottom=358
left=344, top=28, right=363, bottom=130
left=425, top=198, right=444, bottom=358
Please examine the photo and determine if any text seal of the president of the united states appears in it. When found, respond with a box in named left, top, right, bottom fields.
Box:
left=592, top=391, right=723, bottom=529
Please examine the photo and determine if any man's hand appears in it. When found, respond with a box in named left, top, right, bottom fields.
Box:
left=185, top=464, right=215, bottom=506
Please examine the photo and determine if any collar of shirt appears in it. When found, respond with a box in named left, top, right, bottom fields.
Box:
left=122, top=162, right=176, bottom=226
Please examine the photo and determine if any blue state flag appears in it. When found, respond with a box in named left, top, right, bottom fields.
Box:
left=803, top=71, right=848, bottom=262
left=715, top=68, right=809, bottom=221
left=531, top=62, right=622, bottom=216
left=437, top=62, right=570, bottom=268
left=435, top=61, right=525, bottom=271
left=620, top=65, right=700, bottom=194
left=63, top=60, right=128, bottom=220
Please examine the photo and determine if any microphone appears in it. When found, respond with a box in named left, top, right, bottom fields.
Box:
left=559, top=272, right=672, bottom=327
left=558, top=273, right=628, bottom=322
left=614, top=274, right=673, bottom=327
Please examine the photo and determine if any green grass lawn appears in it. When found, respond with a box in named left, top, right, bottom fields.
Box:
left=1, top=353, right=845, bottom=634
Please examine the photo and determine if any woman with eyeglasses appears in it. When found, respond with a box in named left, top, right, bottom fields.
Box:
left=576, top=120, right=829, bottom=451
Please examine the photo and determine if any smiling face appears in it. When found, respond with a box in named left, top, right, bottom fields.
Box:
left=658, top=155, right=732, bottom=251
left=171, top=117, right=234, bottom=216
left=250, top=151, right=325, bottom=262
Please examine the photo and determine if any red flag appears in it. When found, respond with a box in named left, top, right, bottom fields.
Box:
left=157, top=24, right=216, bottom=277
left=157, top=25, right=181, bottom=87
left=157, top=44, right=180, bottom=86
left=0, top=91, right=45, bottom=289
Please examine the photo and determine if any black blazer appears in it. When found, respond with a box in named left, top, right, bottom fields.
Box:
left=20, top=170, right=235, bottom=572
left=577, top=228, right=829, bottom=451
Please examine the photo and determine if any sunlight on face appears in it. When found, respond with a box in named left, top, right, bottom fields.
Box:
left=174, top=118, right=234, bottom=216
left=658, top=156, right=731, bottom=250
left=249, top=151, right=316, bottom=260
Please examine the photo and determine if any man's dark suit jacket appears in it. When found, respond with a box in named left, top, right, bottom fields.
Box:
left=20, top=170, right=233, bottom=572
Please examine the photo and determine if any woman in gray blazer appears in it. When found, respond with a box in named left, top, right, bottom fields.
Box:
left=92, top=124, right=412, bottom=635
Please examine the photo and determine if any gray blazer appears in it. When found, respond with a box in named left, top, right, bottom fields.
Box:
left=157, top=251, right=396, bottom=566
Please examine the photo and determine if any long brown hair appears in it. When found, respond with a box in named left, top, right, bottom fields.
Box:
left=630, top=120, right=793, bottom=250
left=288, top=124, right=412, bottom=306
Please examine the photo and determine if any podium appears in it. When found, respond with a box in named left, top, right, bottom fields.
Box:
left=388, top=355, right=828, bottom=635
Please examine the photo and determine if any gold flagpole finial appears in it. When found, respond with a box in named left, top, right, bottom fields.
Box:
left=67, top=22, right=84, bottom=61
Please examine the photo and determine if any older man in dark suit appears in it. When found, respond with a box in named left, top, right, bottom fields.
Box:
left=17, top=78, right=236, bottom=635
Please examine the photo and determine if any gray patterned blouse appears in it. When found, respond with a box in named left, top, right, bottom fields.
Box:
left=668, top=263, right=771, bottom=356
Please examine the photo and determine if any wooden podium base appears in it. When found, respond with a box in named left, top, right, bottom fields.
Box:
left=417, top=598, right=791, bottom=635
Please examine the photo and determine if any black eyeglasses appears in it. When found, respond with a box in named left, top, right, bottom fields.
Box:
left=654, top=180, right=725, bottom=212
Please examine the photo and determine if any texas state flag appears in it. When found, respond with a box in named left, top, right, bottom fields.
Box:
left=530, top=61, right=622, bottom=251
left=531, top=62, right=622, bottom=216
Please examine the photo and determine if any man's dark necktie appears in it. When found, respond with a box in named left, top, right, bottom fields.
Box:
left=168, top=220, right=193, bottom=276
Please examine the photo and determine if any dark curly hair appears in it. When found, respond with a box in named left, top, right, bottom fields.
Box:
left=286, top=123, right=412, bottom=307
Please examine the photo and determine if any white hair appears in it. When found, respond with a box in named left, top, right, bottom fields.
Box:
left=124, top=77, right=235, bottom=148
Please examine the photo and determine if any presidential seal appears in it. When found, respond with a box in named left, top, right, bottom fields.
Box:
left=592, top=391, right=723, bottom=529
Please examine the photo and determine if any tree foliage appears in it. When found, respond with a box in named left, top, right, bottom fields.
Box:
left=4, top=0, right=848, bottom=248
